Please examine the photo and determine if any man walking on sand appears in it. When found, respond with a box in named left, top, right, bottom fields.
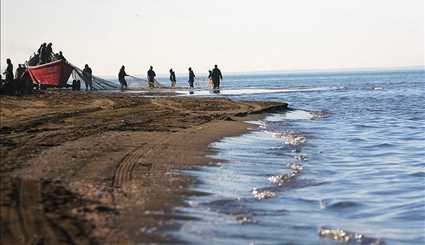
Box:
left=147, top=66, right=156, bottom=89
left=211, top=64, right=223, bottom=91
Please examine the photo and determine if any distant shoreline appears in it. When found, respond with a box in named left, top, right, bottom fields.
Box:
left=95, top=66, right=425, bottom=81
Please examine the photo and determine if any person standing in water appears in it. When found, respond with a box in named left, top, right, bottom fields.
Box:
left=169, top=69, right=176, bottom=88
left=211, top=64, right=223, bottom=90
left=118, top=65, right=129, bottom=90
left=188, top=67, right=196, bottom=89
left=147, top=66, right=156, bottom=89
left=82, top=64, right=93, bottom=91
left=208, top=70, right=213, bottom=89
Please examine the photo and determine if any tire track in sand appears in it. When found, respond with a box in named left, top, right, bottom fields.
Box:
left=0, top=178, right=72, bottom=245
left=112, top=136, right=169, bottom=188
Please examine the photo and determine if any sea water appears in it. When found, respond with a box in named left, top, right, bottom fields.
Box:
left=166, top=70, right=425, bottom=244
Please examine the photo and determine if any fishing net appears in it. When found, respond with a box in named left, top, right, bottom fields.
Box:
left=125, top=75, right=168, bottom=89
left=70, top=64, right=119, bottom=90
left=194, top=79, right=213, bottom=89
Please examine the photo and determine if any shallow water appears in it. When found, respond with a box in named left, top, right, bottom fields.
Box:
left=169, top=70, right=425, bottom=244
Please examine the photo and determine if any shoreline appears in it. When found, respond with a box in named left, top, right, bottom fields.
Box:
left=0, top=91, right=287, bottom=244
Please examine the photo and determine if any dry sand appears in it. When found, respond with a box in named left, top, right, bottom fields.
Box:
left=0, top=91, right=287, bottom=244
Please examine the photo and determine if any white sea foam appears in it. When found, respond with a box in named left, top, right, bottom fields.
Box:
left=268, top=163, right=303, bottom=186
left=271, top=131, right=306, bottom=146
left=319, top=227, right=384, bottom=244
left=251, top=188, right=276, bottom=200
left=174, top=86, right=344, bottom=96
left=295, top=155, right=308, bottom=161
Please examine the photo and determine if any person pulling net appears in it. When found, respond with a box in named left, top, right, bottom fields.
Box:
left=125, top=75, right=167, bottom=89
left=71, top=64, right=118, bottom=90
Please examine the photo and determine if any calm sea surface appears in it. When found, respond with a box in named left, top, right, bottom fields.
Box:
left=164, top=70, right=424, bottom=244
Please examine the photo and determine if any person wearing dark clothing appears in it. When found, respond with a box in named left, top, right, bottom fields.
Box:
left=38, top=43, right=47, bottom=64
left=118, top=65, right=129, bottom=90
left=188, top=67, right=195, bottom=88
left=14, top=64, right=27, bottom=94
left=45, top=43, right=53, bottom=63
left=147, top=66, right=156, bottom=89
left=82, top=64, right=93, bottom=91
left=15, top=64, right=25, bottom=80
left=169, top=69, right=176, bottom=88
left=72, top=80, right=81, bottom=91
left=37, top=43, right=46, bottom=56
left=55, top=51, right=66, bottom=61
left=2, top=59, right=15, bottom=94
left=211, top=65, right=223, bottom=90
left=208, top=70, right=213, bottom=89
left=3, top=59, right=14, bottom=82
left=0, top=74, right=5, bottom=94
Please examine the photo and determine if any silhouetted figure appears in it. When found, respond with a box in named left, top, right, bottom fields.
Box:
left=55, top=51, right=66, bottom=61
left=38, top=43, right=47, bottom=64
left=14, top=64, right=27, bottom=95
left=45, top=43, right=53, bottom=63
left=15, top=64, right=26, bottom=80
left=169, top=69, right=176, bottom=88
left=37, top=43, right=46, bottom=56
left=147, top=66, right=156, bottom=88
left=2, top=59, right=15, bottom=94
left=188, top=67, right=195, bottom=88
left=118, top=65, right=129, bottom=91
left=211, top=64, right=223, bottom=91
left=82, top=64, right=93, bottom=91
left=208, top=70, right=213, bottom=89
left=72, top=80, right=81, bottom=91
left=0, top=74, right=5, bottom=94
left=3, top=59, right=14, bottom=83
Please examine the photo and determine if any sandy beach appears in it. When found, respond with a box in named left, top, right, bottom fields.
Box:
left=0, top=91, right=287, bottom=244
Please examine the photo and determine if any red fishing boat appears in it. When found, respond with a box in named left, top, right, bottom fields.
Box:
left=27, top=59, right=74, bottom=88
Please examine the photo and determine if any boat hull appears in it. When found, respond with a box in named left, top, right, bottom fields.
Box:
left=27, top=60, right=73, bottom=87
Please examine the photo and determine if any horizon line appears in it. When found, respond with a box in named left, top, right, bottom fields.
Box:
left=99, top=64, right=425, bottom=78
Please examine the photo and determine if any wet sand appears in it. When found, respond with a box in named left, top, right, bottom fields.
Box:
left=0, top=91, right=287, bottom=244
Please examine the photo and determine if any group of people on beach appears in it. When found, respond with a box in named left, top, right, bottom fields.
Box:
left=118, top=65, right=223, bottom=91
left=1, top=58, right=33, bottom=95
left=28, top=42, right=66, bottom=66
left=2, top=43, right=224, bottom=94
left=1, top=42, right=69, bottom=94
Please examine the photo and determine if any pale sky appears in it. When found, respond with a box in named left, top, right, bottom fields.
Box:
left=1, top=0, right=424, bottom=75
